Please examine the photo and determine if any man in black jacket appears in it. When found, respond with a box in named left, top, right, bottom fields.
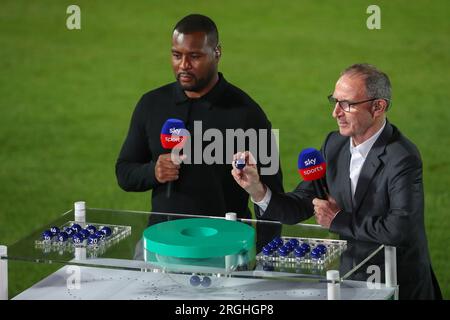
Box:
left=231, top=64, right=441, bottom=299
left=116, top=14, right=283, bottom=247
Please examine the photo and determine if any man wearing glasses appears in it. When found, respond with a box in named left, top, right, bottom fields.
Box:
left=231, top=63, right=441, bottom=299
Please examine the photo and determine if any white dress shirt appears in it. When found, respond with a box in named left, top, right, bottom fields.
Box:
left=253, top=121, right=386, bottom=214
left=349, top=121, right=386, bottom=198
left=251, top=187, right=272, bottom=212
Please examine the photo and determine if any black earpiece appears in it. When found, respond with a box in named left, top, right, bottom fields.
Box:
left=214, top=45, right=221, bottom=58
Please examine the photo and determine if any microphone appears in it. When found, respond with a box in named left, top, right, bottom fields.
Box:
left=298, top=148, right=328, bottom=199
left=160, top=118, right=187, bottom=198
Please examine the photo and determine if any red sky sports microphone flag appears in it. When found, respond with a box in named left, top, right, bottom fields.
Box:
left=160, top=118, right=188, bottom=198
left=298, top=148, right=328, bottom=199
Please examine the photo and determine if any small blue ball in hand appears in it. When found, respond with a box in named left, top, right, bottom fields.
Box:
left=234, top=158, right=246, bottom=170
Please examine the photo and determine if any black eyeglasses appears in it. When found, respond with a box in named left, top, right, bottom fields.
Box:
left=328, top=94, right=377, bottom=112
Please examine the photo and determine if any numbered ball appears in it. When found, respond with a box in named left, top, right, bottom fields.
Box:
left=72, top=233, right=84, bottom=244
left=100, top=226, right=112, bottom=237
left=79, top=229, right=90, bottom=239
left=71, top=223, right=82, bottom=233
left=86, top=225, right=97, bottom=234
left=42, top=230, right=53, bottom=241
left=57, top=232, right=69, bottom=242
left=87, top=234, right=99, bottom=245
left=63, top=226, right=75, bottom=236
left=94, top=231, right=105, bottom=241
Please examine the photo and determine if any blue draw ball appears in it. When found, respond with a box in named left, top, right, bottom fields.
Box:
left=71, top=223, right=82, bottom=233
left=300, top=242, right=311, bottom=253
left=278, top=246, right=289, bottom=256
left=201, top=277, right=212, bottom=288
left=310, top=248, right=322, bottom=259
left=87, top=234, right=99, bottom=245
left=294, top=247, right=306, bottom=258
left=79, top=229, right=90, bottom=239
left=268, top=241, right=279, bottom=250
left=72, top=233, right=84, bottom=244
left=42, top=230, right=53, bottom=241
left=57, top=232, right=69, bottom=242
left=316, top=244, right=327, bottom=255
left=100, top=226, right=112, bottom=237
left=234, top=158, right=246, bottom=170
left=284, top=242, right=295, bottom=250
left=190, top=275, right=201, bottom=287
left=273, top=237, right=284, bottom=247
left=63, top=226, right=75, bottom=236
left=86, top=225, right=97, bottom=234
left=262, top=245, right=273, bottom=256
left=94, top=231, right=105, bottom=241
left=50, top=226, right=60, bottom=235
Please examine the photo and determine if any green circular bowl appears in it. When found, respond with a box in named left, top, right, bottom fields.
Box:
left=143, top=218, right=255, bottom=259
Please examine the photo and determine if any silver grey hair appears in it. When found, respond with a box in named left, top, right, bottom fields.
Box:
left=342, top=63, right=391, bottom=108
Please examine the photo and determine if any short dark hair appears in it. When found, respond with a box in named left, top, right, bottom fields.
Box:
left=173, top=14, right=219, bottom=48
left=342, top=63, right=391, bottom=107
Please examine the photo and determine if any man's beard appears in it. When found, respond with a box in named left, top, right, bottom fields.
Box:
left=177, top=69, right=215, bottom=93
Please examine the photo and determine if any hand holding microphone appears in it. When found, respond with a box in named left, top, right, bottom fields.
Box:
left=312, top=196, right=340, bottom=228
left=158, top=118, right=188, bottom=198
left=298, top=147, right=340, bottom=228
left=155, top=154, right=182, bottom=183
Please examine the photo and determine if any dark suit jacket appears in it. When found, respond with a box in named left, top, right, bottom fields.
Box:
left=259, top=121, right=441, bottom=300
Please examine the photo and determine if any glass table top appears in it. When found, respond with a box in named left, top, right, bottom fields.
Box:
left=2, top=208, right=386, bottom=284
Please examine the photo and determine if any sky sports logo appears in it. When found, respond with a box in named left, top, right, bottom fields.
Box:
left=299, top=164, right=325, bottom=180
left=169, top=127, right=182, bottom=135
left=303, top=158, right=317, bottom=166
left=298, top=148, right=326, bottom=181
left=161, top=134, right=185, bottom=143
